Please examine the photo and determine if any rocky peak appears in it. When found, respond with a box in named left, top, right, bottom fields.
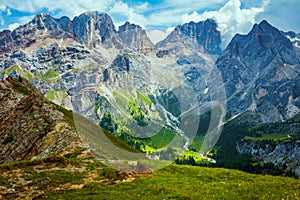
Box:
left=156, top=19, right=221, bottom=54
left=0, top=11, right=156, bottom=55
left=31, top=13, right=53, bottom=30
left=216, top=20, right=300, bottom=121
left=118, top=22, right=141, bottom=32
left=221, top=20, right=294, bottom=64
left=72, top=11, right=116, bottom=46
left=14, top=12, right=70, bottom=36
left=0, top=13, right=73, bottom=56
left=118, top=22, right=153, bottom=51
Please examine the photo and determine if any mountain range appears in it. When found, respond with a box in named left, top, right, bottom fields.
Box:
left=0, top=11, right=299, bottom=177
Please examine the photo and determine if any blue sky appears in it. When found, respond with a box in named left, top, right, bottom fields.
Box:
left=0, top=0, right=299, bottom=45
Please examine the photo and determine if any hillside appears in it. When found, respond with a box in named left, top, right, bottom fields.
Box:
left=0, top=155, right=299, bottom=199
left=0, top=77, right=139, bottom=164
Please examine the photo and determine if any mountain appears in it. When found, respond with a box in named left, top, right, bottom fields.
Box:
left=0, top=11, right=299, bottom=177
left=216, top=20, right=300, bottom=123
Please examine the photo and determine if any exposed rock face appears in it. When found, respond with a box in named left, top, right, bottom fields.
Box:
left=237, top=140, right=300, bottom=177
left=111, top=54, right=130, bottom=73
left=0, top=78, right=83, bottom=164
left=156, top=19, right=221, bottom=54
left=216, top=20, right=300, bottom=122
left=118, top=22, right=154, bottom=51
left=0, top=13, right=74, bottom=56
left=72, top=11, right=116, bottom=46
left=0, top=11, right=154, bottom=56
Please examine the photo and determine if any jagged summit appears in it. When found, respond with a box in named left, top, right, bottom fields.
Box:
left=118, top=21, right=154, bottom=51
left=216, top=20, right=300, bottom=121
left=118, top=22, right=142, bottom=32
left=222, top=19, right=299, bottom=67
left=0, top=11, right=157, bottom=54
left=156, top=19, right=221, bottom=54
left=72, top=11, right=116, bottom=45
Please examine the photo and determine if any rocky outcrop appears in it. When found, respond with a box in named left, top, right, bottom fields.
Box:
left=237, top=139, right=300, bottom=177
left=0, top=78, right=83, bottom=163
left=110, top=54, right=130, bottom=73
left=284, top=31, right=300, bottom=48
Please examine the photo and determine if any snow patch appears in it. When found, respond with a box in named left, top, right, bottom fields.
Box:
left=286, top=35, right=300, bottom=48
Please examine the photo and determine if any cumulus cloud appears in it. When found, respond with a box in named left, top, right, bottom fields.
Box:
left=180, top=0, right=264, bottom=47
left=147, top=27, right=174, bottom=44
left=108, top=1, right=148, bottom=28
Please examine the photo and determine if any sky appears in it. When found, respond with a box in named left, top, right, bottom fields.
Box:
left=0, top=0, right=299, bottom=46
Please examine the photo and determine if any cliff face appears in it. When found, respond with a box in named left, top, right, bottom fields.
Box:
left=0, top=78, right=83, bottom=163
left=0, top=11, right=154, bottom=56
left=237, top=140, right=300, bottom=177
left=118, top=22, right=154, bottom=52
left=72, top=11, right=116, bottom=46
left=156, top=19, right=222, bottom=54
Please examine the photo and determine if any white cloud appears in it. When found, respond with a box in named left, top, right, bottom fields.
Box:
left=108, top=1, right=148, bottom=28
left=0, top=5, right=6, bottom=10
left=147, top=27, right=174, bottom=44
left=132, top=2, right=150, bottom=12
left=180, top=0, right=264, bottom=47
left=8, top=23, right=19, bottom=30
left=147, top=30, right=166, bottom=44
left=0, top=5, right=7, bottom=25
left=1, top=0, right=114, bottom=18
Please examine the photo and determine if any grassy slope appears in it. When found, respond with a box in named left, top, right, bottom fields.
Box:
left=53, top=103, right=140, bottom=157
left=0, top=156, right=299, bottom=200
left=72, top=166, right=299, bottom=200
left=1, top=65, right=34, bottom=80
